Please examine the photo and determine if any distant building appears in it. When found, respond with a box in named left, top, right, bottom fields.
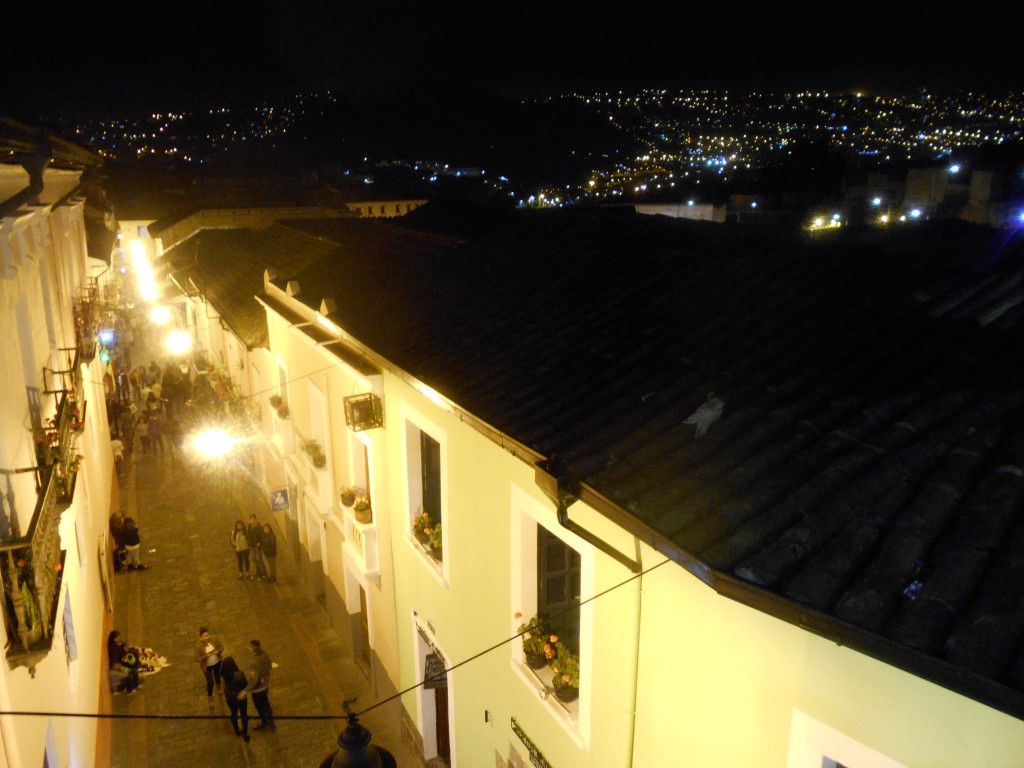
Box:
left=635, top=201, right=725, bottom=222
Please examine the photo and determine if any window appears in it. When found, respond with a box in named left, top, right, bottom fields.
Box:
left=511, top=484, right=593, bottom=741
left=421, top=432, right=441, bottom=521
left=538, top=525, right=580, bottom=652
left=404, top=410, right=446, bottom=571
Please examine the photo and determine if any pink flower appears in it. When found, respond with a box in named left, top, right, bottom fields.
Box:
left=562, top=674, right=570, bottom=684
left=549, top=634, right=558, bottom=643
left=514, top=612, right=522, bottom=620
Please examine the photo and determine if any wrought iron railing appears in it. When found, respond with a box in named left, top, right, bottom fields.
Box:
left=35, top=352, right=85, bottom=508
left=1, top=464, right=66, bottom=671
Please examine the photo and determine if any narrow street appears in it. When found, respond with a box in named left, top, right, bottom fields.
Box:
left=108, top=320, right=416, bottom=767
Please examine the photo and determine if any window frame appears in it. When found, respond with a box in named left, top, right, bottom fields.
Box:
left=510, top=483, right=592, bottom=745
left=402, top=403, right=448, bottom=581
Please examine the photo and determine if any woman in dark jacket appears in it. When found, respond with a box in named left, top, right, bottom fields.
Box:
left=221, top=656, right=250, bottom=741
left=260, top=524, right=278, bottom=583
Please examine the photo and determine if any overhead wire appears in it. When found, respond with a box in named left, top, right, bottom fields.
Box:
left=0, top=557, right=671, bottom=723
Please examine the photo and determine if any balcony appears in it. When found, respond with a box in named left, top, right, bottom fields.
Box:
left=342, top=498, right=380, bottom=585
left=73, top=287, right=99, bottom=364
left=1, top=465, right=67, bottom=672
left=36, top=355, right=86, bottom=510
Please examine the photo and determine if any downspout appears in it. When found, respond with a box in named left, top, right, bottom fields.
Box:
left=625, top=537, right=643, bottom=768
left=536, top=457, right=641, bottom=573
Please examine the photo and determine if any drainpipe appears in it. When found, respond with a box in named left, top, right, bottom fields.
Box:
left=535, top=456, right=641, bottom=573
left=624, top=536, right=643, bottom=768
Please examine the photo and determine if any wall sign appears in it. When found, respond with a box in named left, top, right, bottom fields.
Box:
left=511, top=717, right=553, bottom=768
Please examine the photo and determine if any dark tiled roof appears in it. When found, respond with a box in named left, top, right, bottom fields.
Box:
left=162, top=224, right=341, bottom=348
left=272, top=210, right=1024, bottom=718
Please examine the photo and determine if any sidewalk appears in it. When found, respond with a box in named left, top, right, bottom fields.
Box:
left=109, top=328, right=417, bottom=766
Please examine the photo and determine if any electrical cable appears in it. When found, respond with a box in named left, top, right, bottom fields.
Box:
left=0, top=558, right=671, bottom=723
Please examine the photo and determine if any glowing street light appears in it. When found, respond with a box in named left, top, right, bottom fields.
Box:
left=166, top=330, right=192, bottom=355
left=192, top=429, right=237, bottom=458
left=150, top=305, right=172, bottom=325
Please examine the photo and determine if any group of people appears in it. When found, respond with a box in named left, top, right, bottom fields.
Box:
left=193, top=627, right=276, bottom=740
left=107, top=630, right=166, bottom=693
left=230, top=514, right=278, bottom=582
left=109, top=510, right=147, bottom=572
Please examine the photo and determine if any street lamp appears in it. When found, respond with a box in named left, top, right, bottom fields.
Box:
left=317, top=715, right=397, bottom=768
left=166, top=330, right=192, bottom=356
left=191, top=429, right=237, bottom=458
left=150, top=305, right=172, bottom=325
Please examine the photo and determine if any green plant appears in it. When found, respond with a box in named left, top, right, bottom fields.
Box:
left=413, top=509, right=436, bottom=539
left=428, top=521, right=442, bottom=549
left=514, top=613, right=551, bottom=658
left=550, top=642, right=579, bottom=689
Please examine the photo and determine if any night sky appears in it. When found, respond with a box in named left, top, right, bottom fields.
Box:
left=4, top=4, right=1022, bottom=120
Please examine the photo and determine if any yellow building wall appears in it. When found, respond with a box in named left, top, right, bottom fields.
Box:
left=383, top=378, right=644, bottom=768
left=633, top=549, right=1024, bottom=767
left=263, top=306, right=400, bottom=690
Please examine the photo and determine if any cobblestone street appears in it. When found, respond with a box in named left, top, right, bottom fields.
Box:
left=108, top=330, right=415, bottom=767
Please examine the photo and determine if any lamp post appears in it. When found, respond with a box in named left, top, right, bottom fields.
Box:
left=317, top=715, right=397, bottom=768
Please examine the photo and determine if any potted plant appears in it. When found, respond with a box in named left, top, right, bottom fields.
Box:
left=514, top=613, right=552, bottom=669
left=353, top=495, right=372, bottom=524
left=276, top=404, right=290, bottom=419
left=340, top=487, right=358, bottom=507
left=428, top=522, right=443, bottom=560
left=550, top=642, right=580, bottom=702
left=269, top=394, right=282, bottom=409
left=412, top=509, right=436, bottom=546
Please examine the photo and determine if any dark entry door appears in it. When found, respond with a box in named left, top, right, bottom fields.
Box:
left=434, top=686, right=450, bottom=762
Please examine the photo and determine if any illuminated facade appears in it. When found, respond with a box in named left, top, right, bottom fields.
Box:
left=0, top=122, right=119, bottom=767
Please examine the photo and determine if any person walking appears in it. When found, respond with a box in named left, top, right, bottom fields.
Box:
left=241, top=639, right=275, bottom=732
left=246, top=515, right=267, bottom=581
left=260, top=523, right=277, bottom=583
left=136, top=413, right=150, bottom=455
left=194, top=627, right=224, bottom=705
left=221, top=656, right=250, bottom=741
left=231, top=520, right=250, bottom=579
left=147, top=412, right=164, bottom=457
left=121, top=517, right=148, bottom=570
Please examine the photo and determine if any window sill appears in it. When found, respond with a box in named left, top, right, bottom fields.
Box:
left=512, top=657, right=582, bottom=742
left=405, top=534, right=447, bottom=588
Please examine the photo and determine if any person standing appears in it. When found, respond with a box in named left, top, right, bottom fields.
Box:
left=110, top=510, right=126, bottom=573
left=241, top=639, right=275, bottom=732
left=122, top=517, right=148, bottom=570
left=194, top=627, right=224, bottom=705
left=260, top=524, right=277, bottom=583
left=246, top=515, right=267, bottom=581
left=111, top=437, right=125, bottom=477
left=231, top=520, right=249, bottom=579
left=221, top=656, right=250, bottom=741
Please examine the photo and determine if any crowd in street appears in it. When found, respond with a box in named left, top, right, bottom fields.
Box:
left=103, top=294, right=279, bottom=743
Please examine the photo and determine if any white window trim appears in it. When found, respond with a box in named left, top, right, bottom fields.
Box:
left=510, top=483, right=591, bottom=748
left=788, top=709, right=907, bottom=768
left=400, top=401, right=449, bottom=587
